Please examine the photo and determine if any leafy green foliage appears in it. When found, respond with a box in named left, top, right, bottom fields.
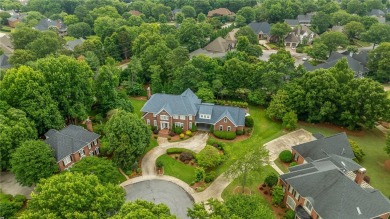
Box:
left=104, top=110, right=151, bottom=170
left=279, top=150, right=293, bottom=163
left=308, top=42, right=329, bottom=61
left=197, top=146, right=222, bottom=169
left=270, top=22, right=291, bottom=44
left=225, top=195, right=276, bottom=219
left=284, top=209, right=295, bottom=219
left=349, top=140, right=365, bottom=163
left=0, top=192, right=25, bottom=219
left=110, top=200, right=176, bottom=219
left=20, top=172, right=124, bottom=218
left=272, top=185, right=284, bottom=206
left=320, top=31, right=349, bottom=55
left=196, top=87, right=215, bottom=103
left=70, top=156, right=124, bottom=184
left=195, top=167, right=205, bottom=182
left=361, top=23, right=390, bottom=48
left=264, top=173, right=278, bottom=187
left=10, top=140, right=57, bottom=186
left=367, top=42, right=390, bottom=83
left=386, top=133, right=390, bottom=156
left=282, top=111, right=298, bottom=131
left=214, top=131, right=237, bottom=140
left=245, top=116, right=254, bottom=127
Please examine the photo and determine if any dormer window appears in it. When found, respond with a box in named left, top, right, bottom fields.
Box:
left=180, top=115, right=185, bottom=120
left=224, top=117, right=227, bottom=123
left=304, top=199, right=313, bottom=213
left=200, top=114, right=210, bottom=119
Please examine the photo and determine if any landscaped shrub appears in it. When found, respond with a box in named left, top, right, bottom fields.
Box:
left=247, top=128, right=252, bottom=134
left=0, top=193, right=25, bottom=218
left=205, top=171, right=216, bottom=183
left=207, top=139, right=226, bottom=150
left=215, top=100, right=248, bottom=108
left=209, top=125, right=214, bottom=133
left=191, top=123, right=197, bottom=132
left=197, top=146, right=222, bottom=169
left=279, top=150, right=293, bottom=163
left=264, top=173, right=278, bottom=187
left=349, top=139, right=365, bottom=163
left=180, top=133, right=185, bottom=139
left=174, top=126, right=183, bottom=134
left=236, top=130, right=244, bottom=135
left=195, top=167, right=205, bottom=182
left=93, top=114, right=103, bottom=123
left=272, top=185, right=284, bottom=206
left=284, top=210, right=295, bottom=219
left=166, top=148, right=196, bottom=157
left=289, top=162, right=297, bottom=167
left=156, top=160, right=164, bottom=168
left=245, top=116, right=254, bottom=127
left=179, top=152, right=193, bottom=162
left=214, top=131, right=236, bottom=140
left=186, top=130, right=192, bottom=136
left=282, top=111, right=298, bottom=131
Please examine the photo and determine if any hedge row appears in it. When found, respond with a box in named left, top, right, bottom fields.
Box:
left=214, top=100, right=248, bottom=108
left=207, top=138, right=226, bottom=150
left=213, top=131, right=236, bottom=140
left=166, top=148, right=196, bottom=157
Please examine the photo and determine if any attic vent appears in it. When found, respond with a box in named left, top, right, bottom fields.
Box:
left=357, top=207, right=361, bottom=215
left=341, top=161, right=346, bottom=167
left=341, top=147, right=345, bottom=155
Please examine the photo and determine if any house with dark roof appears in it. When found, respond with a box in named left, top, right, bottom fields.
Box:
left=44, top=123, right=100, bottom=171
left=65, top=38, right=85, bottom=51
left=303, top=52, right=367, bottom=77
left=207, top=8, right=235, bottom=18
left=368, top=9, right=386, bottom=23
left=284, top=19, right=300, bottom=28
left=285, top=32, right=300, bottom=48
left=297, top=14, right=313, bottom=26
left=34, top=18, right=67, bottom=36
left=0, top=35, right=14, bottom=55
left=0, top=54, right=11, bottom=69
left=248, top=21, right=272, bottom=41
left=141, top=89, right=245, bottom=132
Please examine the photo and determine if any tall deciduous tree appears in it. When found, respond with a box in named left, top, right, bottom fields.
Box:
left=368, top=42, right=390, bottom=83
left=270, top=22, right=290, bottom=45
left=110, top=200, right=176, bottom=219
left=308, top=42, right=328, bottom=61
left=311, top=12, right=331, bottom=34
left=343, top=21, right=365, bottom=40
left=0, top=104, right=37, bottom=170
left=0, top=66, right=64, bottom=134
left=176, top=18, right=207, bottom=51
left=235, top=26, right=258, bottom=44
left=361, top=23, right=390, bottom=49
left=26, top=31, right=63, bottom=58
left=10, top=26, right=40, bottom=49
left=10, top=140, right=57, bottom=186
left=34, top=55, right=94, bottom=123
left=104, top=110, right=151, bottom=170
left=385, top=133, right=390, bottom=156
left=94, top=65, right=120, bottom=113
left=67, top=22, right=92, bottom=38
left=237, top=7, right=255, bottom=23
left=20, top=172, right=125, bottom=218
left=320, top=31, right=349, bottom=55
left=181, top=5, right=196, bottom=18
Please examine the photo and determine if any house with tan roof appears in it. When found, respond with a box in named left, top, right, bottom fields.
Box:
left=207, top=8, right=235, bottom=18
left=224, top=28, right=239, bottom=48
left=204, top=37, right=233, bottom=53
left=129, top=10, right=142, bottom=16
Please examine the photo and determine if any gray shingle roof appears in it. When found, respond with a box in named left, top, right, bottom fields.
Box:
left=368, top=9, right=385, bottom=17
left=284, top=19, right=299, bottom=26
left=292, top=132, right=355, bottom=161
left=297, top=14, right=312, bottom=23
left=285, top=32, right=299, bottom=43
left=248, top=22, right=271, bottom=35
left=281, top=160, right=390, bottom=219
left=0, top=54, right=11, bottom=69
left=34, top=18, right=67, bottom=31
left=195, top=104, right=245, bottom=126
left=44, top=125, right=100, bottom=161
left=65, top=38, right=85, bottom=51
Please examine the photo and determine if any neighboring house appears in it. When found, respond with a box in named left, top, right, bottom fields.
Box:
left=304, top=52, right=367, bottom=77
left=65, top=38, right=85, bottom=51
left=34, top=18, right=67, bottom=36
left=285, top=25, right=317, bottom=47
left=224, top=28, right=239, bottom=48
left=331, top=25, right=344, bottom=32
left=280, top=132, right=390, bottom=219
left=0, top=54, right=11, bottom=69
left=0, top=35, right=14, bottom=55
left=280, top=160, right=390, bottom=219
left=297, top=14, right=312, bottom=26
left=204, top=37, right=233, bottom=53
left=129, top=10, right=142, bottom=16
left=284, top=32, right=300, bottom=48
left=44, top=123, right=100, bottom=171
left=207, top=8, right=235, bottom=18
left=171, top=9, right=181, bottom=17
left=284, top=19, right=300, bottom=28
left=368, top=9, right=386, bottom=23
left=141, top=89, right=245, bottom=132
left=292, top=132, right=354, bottom=164
left=248, top=21, right=272, bottom=41
left=5, top=10, right=25, bottom=28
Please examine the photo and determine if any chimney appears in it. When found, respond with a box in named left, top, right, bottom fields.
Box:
left=147, top=87, right=151, bottom=99
left=355, top=168, right=366, bottom=185
left=86, top=117, right=93, bottom=132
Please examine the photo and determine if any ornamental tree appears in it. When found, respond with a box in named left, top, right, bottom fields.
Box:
left=10, top=140, right=58, bottom=186
left=20, top=172, right=125, bottom=218
left=110, top=200, right=176, bottom=219
left=104, top=110, right=151, bottom=170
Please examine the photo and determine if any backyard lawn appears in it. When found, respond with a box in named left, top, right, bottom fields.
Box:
left=299, top=122, right=390, bottom=197
left=130, top=98, right=146, bottom=118
left=156, top=154, right=196, bottom=184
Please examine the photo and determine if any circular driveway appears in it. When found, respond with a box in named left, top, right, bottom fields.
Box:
left=124, top=179, right=194, bottom=219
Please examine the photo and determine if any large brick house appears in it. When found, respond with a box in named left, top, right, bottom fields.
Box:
left=141, top=89, right=245, bottom=132
left=44, top=123, right=100, bottom=171
left=279, top=132, right=390, bottom=219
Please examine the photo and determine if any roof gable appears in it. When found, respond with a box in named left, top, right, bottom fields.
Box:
left=204, top=37, right=230, bottom=53
left=248, top=22, right=271, bottom=35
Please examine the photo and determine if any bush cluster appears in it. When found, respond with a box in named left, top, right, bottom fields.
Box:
left=197, top=146, right=222, bottom=169
left=166, top=148, right=196, bottom=158
left=156, top=160, right=164, bottom=168
left=264, top=173, right=278, bottom=187
left=173, top=126, right=183, bottom=134
left=245, top=116, right=254, bottom=127
left=0, top=193, right=26, bottom=218
left=191, top=123, right=197, bottom=132
left=236, top=129, right=245, bottom=135
left=195, top=167, right=205, bottom=182
left=279, top=150, right=293, bottom=163
left=205, top=171, right=216, bottom=183
left=179, top=152, right=193, bottom=162
left=179, top=133, right=185, bottom=139
left=214, top=131, right=236, bottom=140
left=289, top=162, right=297, bottom=167
left=284, top=210, right=295, bottom=219
left=215, top=100, right=248, bottom=108
left=207, top=138, right=226, bottom=150
left=185, top=130, right=192, bottom=136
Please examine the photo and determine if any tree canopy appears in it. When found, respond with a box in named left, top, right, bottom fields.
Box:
left=110, top=200, right=176, bottom=219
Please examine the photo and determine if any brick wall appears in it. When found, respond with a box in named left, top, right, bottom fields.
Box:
left=292, top=149, right=305, bottom=164
left=214, top=117, right=240, bottom=132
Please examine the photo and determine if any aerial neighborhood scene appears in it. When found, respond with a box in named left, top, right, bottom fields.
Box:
left=1, top=0, right=390, bottom=218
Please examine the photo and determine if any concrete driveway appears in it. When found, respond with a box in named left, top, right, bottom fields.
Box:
left=0, top=172, right=34, bottom=198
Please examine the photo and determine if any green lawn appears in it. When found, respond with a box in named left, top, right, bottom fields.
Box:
left=299, top=123, right=390, bottom=197
left=156, top=154, right=196, bottom=184
left=274, top=158, right=289, bottom=173
left=130, top=98, right=146, bottom=118
left=352, top=39, right=371, bottom=47
left=386, top=90, right=390, bottom=99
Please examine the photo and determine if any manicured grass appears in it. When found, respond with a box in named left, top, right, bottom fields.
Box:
left=214, top=106, right=284, bottom=176
left=386, top=90, right=390, bottom=99
left=352, top=39, right=371, bottom=47
left=130, top=98, right=146, bottom=118
left=274, top=159, right=289, bottom=173
left=156, top=154, right=196, bottom=184
left=299, top=123, right=390, bottom=197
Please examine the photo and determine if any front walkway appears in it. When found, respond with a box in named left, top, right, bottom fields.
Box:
left=264, top=129, right=316, bottom=174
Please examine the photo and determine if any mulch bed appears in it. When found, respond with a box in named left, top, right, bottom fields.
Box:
left=384, top=160, right=390, bottom=171
left=299, top=121, right=366, bottom=137
left=258, top=184, right=287, bottom=219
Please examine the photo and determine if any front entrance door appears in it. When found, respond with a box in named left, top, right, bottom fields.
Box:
left=161, top=122, right=169, bottom=129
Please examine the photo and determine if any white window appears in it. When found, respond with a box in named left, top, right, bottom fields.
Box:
left=160, top=115, right=169, bottom=120
left=87, top=143, right=91, bottom=149
left=154, top=120, right=157, bottom=126
left=304, top=199, right=313, bottom=213
left=147, top=119, right=150, bottom=125
left=227, top=126, right=231, bottom=131
left=173, top=115, right=178, bottom=119
left=63, top=156, right=71, bottom=166
left=79, top=149, right=85, bottom=158
left=286, top=196, right=296, bottom=209
left=189, top=116, right=192, bottom=121
left=89, top=151, right=94, bottom=156
left=224, top=117, right=227, bottom=123
left=200, top=114, right=204, bottom=119
left=175, top=122, right=184, bottom=128
left=282, top=185, right=286, bottom=193
left=93, top=139, right=97, bottom=145
left=288, top=185, right=293, bottom=193
left=180, top=115, right=186, bottom=120
left=219, top=125, right=223, bottom=131
left=200, top=114, right=211, bottom=119
left=95, top=147, right=100, bottom=155
left=293, top=189, right=300, bottom=200
left=189, top=122, right=192, bottom=129
left=206, top=115, right=210, bottom=119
